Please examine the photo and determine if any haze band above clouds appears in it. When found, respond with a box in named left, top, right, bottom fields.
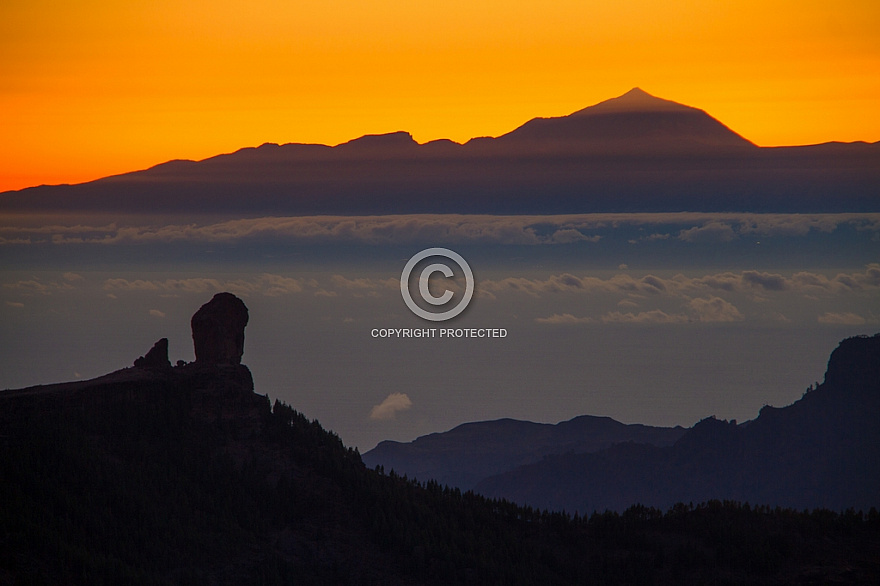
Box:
left=1, top=213, right=878, bottom=246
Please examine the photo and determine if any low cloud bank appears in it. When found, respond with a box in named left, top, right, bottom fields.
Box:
left=1, top=213, right=877, bottom=246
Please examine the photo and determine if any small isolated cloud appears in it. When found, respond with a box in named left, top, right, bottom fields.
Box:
left=62, top=272, right=84, bottom=282
left=535, top=313, right=594, bottom=324
left=370, top=393, right=413, bottom=420
left=817, top=312, right=866, bottom=325
left=5, top=301, right=24, bottom=308
left=149, top=309, right=166, bottom=318
left=688, top=297, right=745, bottom=322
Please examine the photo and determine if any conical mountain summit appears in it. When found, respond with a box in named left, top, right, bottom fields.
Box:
left=2, top=87, right=877, bottom=214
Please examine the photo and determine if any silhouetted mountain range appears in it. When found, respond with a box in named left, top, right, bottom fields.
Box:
left=364, top=415, right=686, bottom=491
left=1, top=294, right=879, bottom=584
left=366, top=334, right=880, bottom=515
left=475, top=335, right=880, bottom=513
left=3, top=88, right=878, bottom=214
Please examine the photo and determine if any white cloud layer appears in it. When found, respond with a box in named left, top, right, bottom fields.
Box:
left=1, top=213, right=877, bottom=246
left=102, top=274, right=308, bottom=297
left=537, top=299, right=745, bottom=325
left=484, top=265, right=880, bottom=299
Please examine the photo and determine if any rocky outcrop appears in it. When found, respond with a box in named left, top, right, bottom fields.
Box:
left=133, top=338, right=171, bottom=370
left=823, top=333, right=880, bottom=389
left=191, top=292, right=249, bottom=365
left=0, top=293, right=265, bottom=446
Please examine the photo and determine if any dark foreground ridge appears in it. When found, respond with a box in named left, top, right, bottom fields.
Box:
left=1, top=294, right=879, bottom=585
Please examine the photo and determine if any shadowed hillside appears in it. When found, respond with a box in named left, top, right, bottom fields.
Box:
left=364, top=416, right=685, bottom=491
left=1, top=295, right=878, bottom=584
left=475, top=334, right=880, bottom=514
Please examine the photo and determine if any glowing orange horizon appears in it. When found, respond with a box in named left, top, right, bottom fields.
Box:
left=1, top=0, right=878, bottom=193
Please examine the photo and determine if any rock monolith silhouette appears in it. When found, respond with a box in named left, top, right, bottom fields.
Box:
left=191, top=292, right=249, bottom=365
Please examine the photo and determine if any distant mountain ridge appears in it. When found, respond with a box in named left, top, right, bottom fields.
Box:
left=3, top=88, right=879, bottom=214
left=363, top=415, right=685, bottom=491
left=473, top=334, right=880, bottom=513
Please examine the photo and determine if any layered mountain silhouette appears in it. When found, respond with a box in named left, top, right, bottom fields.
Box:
left=366, top=333, right=880, bottom=514
left=364, top=415, right=686, bottom=491
left=2, top=294, right=879, bottom=584
left=470, top=334, right=880, bottom=513
left=3, top=88, right=878, bottom=214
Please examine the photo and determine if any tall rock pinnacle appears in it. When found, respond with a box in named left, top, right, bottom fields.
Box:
left=191, top=292, right=249, bottom=365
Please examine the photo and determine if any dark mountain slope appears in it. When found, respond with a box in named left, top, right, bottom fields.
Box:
left=364, top=415, right=685, bottom=490
left=1, top=295, right=879, bottom=584
left=2, top=89, right=878, bottom=215
left=475, top=334, right=880, bottom=514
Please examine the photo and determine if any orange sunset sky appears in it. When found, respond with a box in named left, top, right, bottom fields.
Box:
left=1, top=0, right=878, bottom=193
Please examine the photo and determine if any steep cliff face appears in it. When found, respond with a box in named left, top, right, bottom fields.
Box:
left=823, top=333, right=880, bottom=390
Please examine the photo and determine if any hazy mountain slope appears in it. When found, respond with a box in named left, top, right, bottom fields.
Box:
left=475, top=334, right=880, bottom=514
left=2, top=89, right=878, bottom=215
left=363, top=415, right=685, bottom=490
